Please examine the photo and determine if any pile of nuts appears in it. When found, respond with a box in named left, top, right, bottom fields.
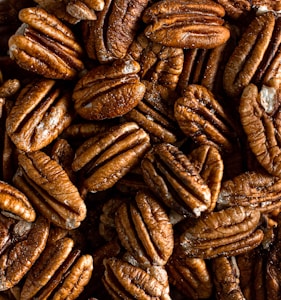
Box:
left=0, top=0, right=281, bottom=299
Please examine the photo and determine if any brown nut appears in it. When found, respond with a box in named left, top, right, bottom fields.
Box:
left=142, top=0, right=230, bottom=49
left=141, top=143, right=223, bottom=217
left=13, top=150, right=86, bottom=229
left=115, top=190, right=174, bottom=268
left=179, top=206, right=264, bottom=259
left=0, top=215, right=49, bottom=291
left=83, top=0, right=149, bottom=62
left=73, top=59, right=146, bottom=120
left=239, top=83, right=281, bottom=177
left=72, top=122, right=151, bottom=195
left=6, top=79, right=74, bottom=152
left=8, top=7, right=84, bottom=79
left=252, top=0, right=281, bottom=11
left=216, top=0, right=251, bottom=19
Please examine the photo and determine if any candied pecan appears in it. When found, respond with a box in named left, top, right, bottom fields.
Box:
left=72, top=122, right=150, bottom=195
left=73, top=59, right=146, bottom=120
left=223, top=11, right=279, bottom=97
left=239, top=83, right=281, bottom=177
left=83, top=0, right=149, bottom=62
left=103, top=257, right=171, bottom=300
left=216, top=0, right=251, bottom=19
left=174, top=84, right=238, bottom=153
left=6, top=79, right=74, bottom=152
left=0, top=215, right=49, bottom=291
left=218, top=171, right=281, bottom=213
left=13, top=150, right=86, bottom=230
left=115, top=190, right=173, bottom=267
left=212, top=256, right=245, bottom=300
left=179, top=206, right=264, bottom=259
left=8, top=7, right=84, bottom=80
left=142, top=0, right=230, bottom=49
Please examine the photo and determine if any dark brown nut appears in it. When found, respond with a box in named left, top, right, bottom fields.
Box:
left=223, top=12, right=278, bottom=97
left=217, top=171, right=281, bottom=213
left=166, top=254, right=213, bottom=299
left=0, top=180, right=35, bottom=222
left=20, top=237, right=93, bottom=300
left=216, top=0, right=251, bottom=19
left=83, top=0, right=149, bottom=63
left=103, top=257, right=171, bottom=300
left=174, top=84, right=237, bottom=153
left=212, top=256, right=245, bottom=300
left=6, top=79, right=74, bottom=152
left=73, top=59, right=146, bottom=120
left=142, top=0, right=230, bottom=49
left=141, top=143, right=223, bottom=217
left=179, top=206, right=264, bottom=259
left=125, top=81, right=182, bottom=144
left=72, top=122, right=151, bottom=195
left=0, top=215, right=49, bottom=291
left=8, top=7, right=84, bottom=80
left=128, top=33, right=184, bottom=91
left=115, top=190, right=174, bottom=267
left=13, top=150, right=87, bottom=230
left=239, top=83, right=281, bottom=177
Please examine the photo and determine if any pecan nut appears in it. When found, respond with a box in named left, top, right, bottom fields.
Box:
left=142, top=0, right=230, bottom=49
left=8, top=7, right=84, bottom=79
left=216, top=0, right=251, bottom=19
left=73, top=59, right=146, bottom=120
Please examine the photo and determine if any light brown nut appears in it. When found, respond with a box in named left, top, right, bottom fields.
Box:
left=223, top=12, right=277, bottom=97
left=8, top=7, right=84, bottom=79
left=239, top=83, right=281, bottom=177
left=142, top=0, right=230, bottom=49
left=103, top=257, right=171, bottom=300
left=212, top=256, right=245, bottom=300
left=141, top=143, right=223, bottom=217
left=216, top=0, right=251, bottom=19
left=179, top=206, right=263, bottom=259
left=72, top=122, right=150, bottom=195
left=174, top=84, right=237, bottom=153
left=83, top=0, right=149, bottom=62
left=218, top=171, right=281, bottom=213
left=0, top=215, right=49, bottom=291
left=115, top=190, right=174, bottom=268
left=6, top=79, right=74, bottom=152
left=66, top=0, right=103, bottom=21
left=13, top=150, right=86, bottom=229
left=73, top=59, right=146, bottom=120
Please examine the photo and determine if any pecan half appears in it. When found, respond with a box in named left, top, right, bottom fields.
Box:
left=6, top=79, right=74, bottom=152
left=72, top=122, right=151, bottom=195
left=13, top=150, right=86, bottom=229
left=179, top=206, right=264, bottom=259
left=8, top=7, right=84, bottom=79
left=142, top=0, right=230, bottom=49
left=216, top=0, right=251, bottom=19
left=73, top=59, right=146, bottom=120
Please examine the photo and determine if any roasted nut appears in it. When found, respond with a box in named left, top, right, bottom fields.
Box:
left=115, top=190, right=174, bottom=267
left=8, top=7, right=84, bottom=79
left=142, top=0, right=230, bottom=49
left=66, top=0, right=104, bottom=21
left=13, top=150, right=86, bottom=229
left=239, top=83, right=281, bottom=177
left=83, top=0, right=149, bottom=62
left=73, top=59, right=146, bottom=120
left=174, top=84, right=237, bottom=153
left=179, top=206, right=264, bottom=259
left=141, top=143, right=223, bottom=217
left=72, top=122, right=150, bottom=195
left=216, top=0, right=251, bottom=19
left=6, top=78, right=74, bottom=152
left=252, top=0, right=281, bottom=11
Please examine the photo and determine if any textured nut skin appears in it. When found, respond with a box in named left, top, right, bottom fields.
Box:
left=239, top=83, right=281, bottom=178
left=72, top=122, right=150, bottom=194
left=252, top=0, right=281, bottom=11
left=179, top=206, right=263, bottom=259
left=0, top=215, right=49, bottom=291
left=115, top=190, right=174, bottom=267
left=13, top=151, right=86, bottom=229
left=6, top=79, right=74, bottom=152
left=8, top=7, right=84, bottom=79
left=73, top=59, right=146, bottom=120
left=142, top=0, right=230, bottom=49
left=216, top=0, right=251, bottom=19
